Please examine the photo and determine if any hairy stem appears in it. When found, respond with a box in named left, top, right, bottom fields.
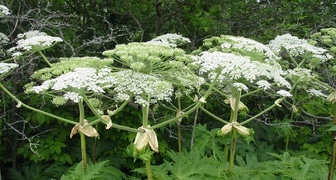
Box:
left=177, top=97, right=182, bottom=153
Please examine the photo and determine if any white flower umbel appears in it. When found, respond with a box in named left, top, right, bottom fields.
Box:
left=145, top=33, right=191, bottom=47
left=8, top=30, right=63, bottom=55
left=103, top=42, right=190, bottom=74
left=192, top=51, right=291, bottom=89
left=29, top=68, right=117, bottom=102
left=307, top=89, right=327, bottom=98
left=112, top=70, right=173, bottom=106
left=277, top=90, right=292, bottom=97
left=0, top=62, right=18, bottom=74
left=0, top=5, right=10, bottom=17
left=268, top=33, right=333, bottom=62
left=0, top=32, right=9, bottom=45
left=200, top=35, right=280, bottom=63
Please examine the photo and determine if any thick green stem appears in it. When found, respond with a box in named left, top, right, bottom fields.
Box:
left=228, top=88, right=241, bottom=175
left=0, top=83, right=77, bottom=125
left=177, top=97, right=182, bottom=153
left=229, top=129, right=237, bottom=175
left=78, top=99, right=87, bottom=170
left=37, top=50, right=52, bottom=67
left=328, top=104, right=336, bottom=180
left=141, top=95, right=153, bottom=180
left=145, top=160, right=153, bottom=180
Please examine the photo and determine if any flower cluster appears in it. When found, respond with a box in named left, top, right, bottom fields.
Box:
left=196, top=35, right=280, bottom=64
left=8, top=31, right=63, bottom=56
left=311, top=28, right=336, bottom=56
left=112, top=70, right=173, bottom=106
left=28, top=68, right=117, bottom=103
left=0, top=62, right=18, bottom=74
left=103, top=42, right=190, bottom=74
left=0, top=5, right=10, bottom=17
left=192, top=51, right=291, bottom=92
left=268, top=33, right=333, bottom=63
left=0, top=32, right=9, bottom=45
left=31, top=56, right=114, bottom=80
left=145, top=33, right=191, bottom=47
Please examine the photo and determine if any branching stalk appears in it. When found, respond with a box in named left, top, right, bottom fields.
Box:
left=0, top=83, right=77, bottom=125
left=37, top=50, right=52, bottom=67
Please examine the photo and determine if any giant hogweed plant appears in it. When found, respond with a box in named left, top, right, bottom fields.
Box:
left=0, top=21, right=208, bottom=179
left=2, top=4, right=336, bottom=178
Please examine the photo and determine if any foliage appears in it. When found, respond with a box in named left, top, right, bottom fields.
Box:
left=1, top=1, right=336, bottom=179
left=60, top=161, right=125, bottom=180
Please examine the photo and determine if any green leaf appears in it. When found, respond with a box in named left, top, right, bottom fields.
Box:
left=326, top=125, right=336, bottom=131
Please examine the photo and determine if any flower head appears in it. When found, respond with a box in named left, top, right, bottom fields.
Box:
left=192, top=51, right=291, bottom=90
left=268, top=33, right=333, bottom=63
left=103, top=42, right=190, bottom=74
left=0, top=62, right=18, bottom=75
left=198, top=35, right=280, bottom=63
left=145, top=33, right=191, bottom=47
left=8, top=31, right=63, bottom=55
left=28, top=68, right=117, bottom=103
left=112, top=70, right=173, bottom=106
left=0, top=5, right=10, bottom=17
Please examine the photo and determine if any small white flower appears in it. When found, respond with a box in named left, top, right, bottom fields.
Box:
left=256, top=80, right=271, bottom=90
left=0, top=5, right=10, bottom=17
left=268, top=33, right=333, bottom=62
left=64, top=92, right=82, bottom=103
left=277, top=90, right=292, bottom=97
left=8, top=30, right=63, bottom=55
left=233, top=82, right=248, bottom=92
left=306, top=89, right=327, bottom=98
left=145, top=33, right=191, bottom=47
left=0, top=63, right=18, bottom=74
left=113, top=70, right=173, bottom=106
left=192, top=51, right=291, bottom=89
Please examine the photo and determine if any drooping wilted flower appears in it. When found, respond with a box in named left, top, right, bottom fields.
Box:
left=218, top=122, right=251, bottom=136
left=70, top=120, right=99, bottom=138
left=134, top=125, right=159, bottom=152
left=8, top=31, right=63, bottom=55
